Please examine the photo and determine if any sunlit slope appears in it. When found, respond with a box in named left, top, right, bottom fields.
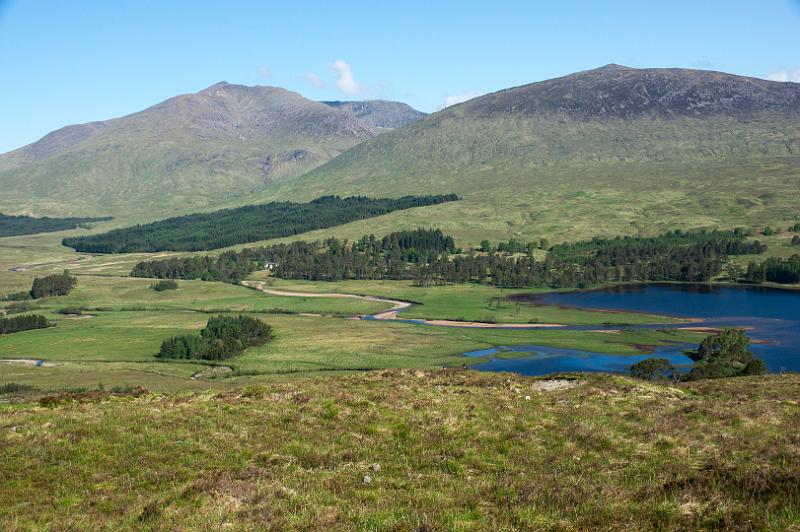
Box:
left=0, top=83, right=423, bottom=217
left=262, top=66, right=800, bottom=244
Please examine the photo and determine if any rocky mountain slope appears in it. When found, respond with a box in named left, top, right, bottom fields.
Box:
left=322, top=100, right=426, bottom=129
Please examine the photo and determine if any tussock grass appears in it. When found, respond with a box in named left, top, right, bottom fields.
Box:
left=1, top=370, right=798, bottom=529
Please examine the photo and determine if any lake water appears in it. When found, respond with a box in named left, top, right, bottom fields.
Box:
left=471, top=284, right=800, bottom=375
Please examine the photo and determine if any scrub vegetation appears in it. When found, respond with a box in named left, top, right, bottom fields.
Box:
left=1, top=370, right=798, bottom=529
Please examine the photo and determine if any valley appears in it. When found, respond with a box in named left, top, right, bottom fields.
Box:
left=2, top=59, right=800, bottom=529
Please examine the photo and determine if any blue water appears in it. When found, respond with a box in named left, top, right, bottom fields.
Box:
left=473, top=283, right=800, bottom=375
left=465, top=343, right=695, bottom=376
left=361, top=283, right=800, bottom=375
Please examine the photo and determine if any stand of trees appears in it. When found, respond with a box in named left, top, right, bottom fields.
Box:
left=0, top=213, right=111, bottom=238
left=131, top=228, right=766, bottom=289
left=156, top=315, right=273, bottom=360
left=744, top=255, right=800, bottom=284
left=63, top=195, right=459, bottom=253
left=630, top=328, right=766, bottom=381
left=0, top=314, right=50, bottom=334
left=30, top=273, right=77, bottom=299
left=353, top=229, right=456, bottom=262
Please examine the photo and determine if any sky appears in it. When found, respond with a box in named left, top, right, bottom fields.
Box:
left=1, top=0, right=799, bottom=153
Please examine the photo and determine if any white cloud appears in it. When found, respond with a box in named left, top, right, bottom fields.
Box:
left=258, top=66, right=272, bottom=79
left=442, top=91, right=483, bottom=108
left=767, top=69, right=800, bottom=82
left=300, top=72, right=325, bottom=88
left=330, top=59, right=359, bottom=95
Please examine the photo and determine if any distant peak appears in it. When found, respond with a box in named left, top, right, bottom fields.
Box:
left=595, top=64, right=633, bottom=71
left=201, top=81, right=231, bottom=93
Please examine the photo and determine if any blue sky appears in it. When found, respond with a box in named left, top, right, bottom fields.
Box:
left=1, top=0, right=799, bottom=152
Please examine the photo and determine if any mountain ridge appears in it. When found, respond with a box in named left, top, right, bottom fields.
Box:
left=0, top=82, right=425, bottom=217
left=257, top=65, right=800, bottom=245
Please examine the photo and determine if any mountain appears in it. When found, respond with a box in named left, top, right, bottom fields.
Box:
left=261, top=66, right=800, bottom=245
left=0, top=83, right=424, bottom=217
left=322, top=100, right=427, bottom=129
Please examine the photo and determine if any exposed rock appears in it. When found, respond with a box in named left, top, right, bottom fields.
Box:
left=322, top=100, right=427, bottom=129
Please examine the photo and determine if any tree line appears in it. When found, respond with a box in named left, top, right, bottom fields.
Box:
left=156, top=315, right=273, bottom=360
left=744, top=255, right=800, bottom=284
left=63, top=194, right=459, bottom=253
left=0, top=213, right=111, bottom=238
left=131, top=228, right=766, bottom=289
left=0, top=314, right=50, bottom=334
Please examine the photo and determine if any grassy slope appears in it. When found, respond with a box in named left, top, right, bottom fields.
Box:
left=258, top=134, right=800, bottom=247
left=1, top=370, right=798, bottom=529
left=0, top=85, right=379, bottom=218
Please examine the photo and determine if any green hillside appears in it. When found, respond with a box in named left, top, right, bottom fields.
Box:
left=258, top=66, right=800, bottom=246
left=2, top=370, right=798, bottom=529
left=0, top=83, right=424, bottom=218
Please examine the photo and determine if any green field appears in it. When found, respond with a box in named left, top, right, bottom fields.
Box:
left=0, top=269, right=707, bottom=393
left=257, top=276, right=682, bottom=325
left=2, top=370, right=798, bottom=529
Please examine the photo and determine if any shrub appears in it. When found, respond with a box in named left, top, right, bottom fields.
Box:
left=0, top=314, right=50, bottom=334
left=150, top=279, right=178, bottom=291
left=5, top=302, right=37, bottom=314
left=54, top=307, right=86, bottom=315
left=630, top=358, right=675, bottom=380
left=1, top=291, right=32, bottom=302
left=686, top=328, right=766, bottom=380
left=0, top=382, right=39, bottom=394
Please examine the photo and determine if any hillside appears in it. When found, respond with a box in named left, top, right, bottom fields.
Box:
left=0, top=83, right=424, bottom=218
left=1, top=370, right=798, bottom=529
left=322, top=100, right=427, bottom=129
left=260, top=66, right=800, bottom=245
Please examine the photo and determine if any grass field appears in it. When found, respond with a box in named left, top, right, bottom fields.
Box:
left=255, top=276, right=682, bottom=325
left=0, top=306, right=704, bottom=392
left=0, top=272, right=706, bottom=393
left=1, top=370, right=798, bottom=529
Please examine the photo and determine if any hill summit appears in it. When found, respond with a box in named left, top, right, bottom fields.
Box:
left=458, top=64, right=800, bottom=119
left=0, top=83, right=425, bottom=217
